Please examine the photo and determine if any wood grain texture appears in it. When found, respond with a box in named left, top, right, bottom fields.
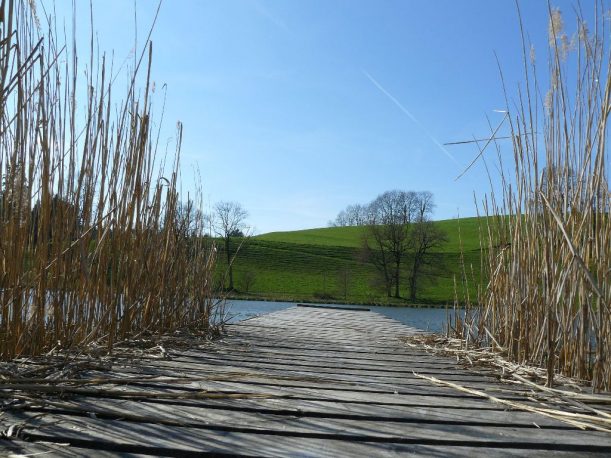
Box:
left=2, top=306, right=610, bottom=457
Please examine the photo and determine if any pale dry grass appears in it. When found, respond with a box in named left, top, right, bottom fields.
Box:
left=0, top=1, right=217, bottom=359
left=454, top=5, right=611, bottom=391
left=404, top=334, right=611, bottom=431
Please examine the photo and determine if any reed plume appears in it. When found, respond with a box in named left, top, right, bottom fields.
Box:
left=459, top=4, right=611, bottom=391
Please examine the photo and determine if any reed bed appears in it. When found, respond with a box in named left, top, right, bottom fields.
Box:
left=455, top=6, right=611, bottom=391
left=0, top=1, right=217, bottom=359
left=404, top=333, right=611, bottom=432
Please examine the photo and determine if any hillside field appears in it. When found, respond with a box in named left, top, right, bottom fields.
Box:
left=216, top=217, right=486, bottom=305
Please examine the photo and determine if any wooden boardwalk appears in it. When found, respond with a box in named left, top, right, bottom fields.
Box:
left=2, top=305, right=611, bottom=456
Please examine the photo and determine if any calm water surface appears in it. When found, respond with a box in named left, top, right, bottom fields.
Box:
left=223, top=299, right=459, bottom=334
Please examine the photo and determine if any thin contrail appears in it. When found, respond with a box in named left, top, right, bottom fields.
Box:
left=251, top=0, right=290, bottom=32
left=362, top=69, right=459, bottom=164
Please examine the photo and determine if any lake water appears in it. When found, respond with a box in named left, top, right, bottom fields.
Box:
left=221, top=299, right=460, bottom=334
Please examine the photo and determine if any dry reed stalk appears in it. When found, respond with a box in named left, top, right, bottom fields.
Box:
left=0, top=1, right=218, bottom=360
left=454, top=4, right=611, bottom=391
left=413, top=372, right=611, bottom=432
left=403, top=334, right=611, bottom=402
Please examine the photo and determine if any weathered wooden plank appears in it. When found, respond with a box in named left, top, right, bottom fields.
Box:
left=178, top=344, right=460, bottom=366
left=14, top=394, right=583, bottom=428
left=168, top=351, right=490, bottom=375
left=3, top=306, right=609, bottom=456
left=234, top=319, right=413, bottom=333
left=3, top=379, right=532, bottom=407
left=234, top=314, right=413, bottom=327
left=8, top=432, right=610, bottom=458
left=5, top=379, right=530, bottom=411
left=75, top=368, right=522, bottom=400
left=96, top=364, right=534, bottom=396
left=221, top=333, right=437, bottom=356
left=296, top=303, right=371, bottom=311
left=126, top=355, right=502, bottom=383
left=228, top=325, right=410, bottom=342
left=233, top=310, right=416, bottom=327
left=159, top=395, right=586, bottom=426
left=106, top=354, right=504, bottom=385
left=112, top=358, right=484, bottom=383
left=233, top=321, right=412, bottom=336
left=0, top=439, right=139, bottom=457
left=10, top=414, right=611, bottom=452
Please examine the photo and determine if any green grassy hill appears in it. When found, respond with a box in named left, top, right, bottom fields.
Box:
left=258, top=217, right=484, bottom=252
left=217, top=217, right=485, bottom=306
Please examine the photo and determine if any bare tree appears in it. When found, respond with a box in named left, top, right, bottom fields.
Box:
left=213, top=201, right=249, bottom=291
left=406, top=220, right=448, bottom=301
left=362, top=190, right=418, bottom=297
left=360, top=190, right=444, bottom=299
left=345, top=204, right=368, bottom=226
left=336, top=267, right=352, bottom=300
left=240, top=270, right=257, bottom=293
left=175, top=199, right=204, bottom=238
left=415, top=191, right=434, bottom=221
left=331, top=203, right=370, bottom=227
left=330, top=209, right=349, bottom=227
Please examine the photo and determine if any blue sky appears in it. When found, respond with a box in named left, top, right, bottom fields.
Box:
left=47, top=0, right=598, bottom=233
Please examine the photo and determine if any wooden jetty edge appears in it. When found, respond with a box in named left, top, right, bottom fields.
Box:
left=2, top=306, right=611, bottom=457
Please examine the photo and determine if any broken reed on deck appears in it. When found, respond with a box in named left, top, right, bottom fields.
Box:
left=456, top=6, right=611, bottom=391
left=0, top=1, right=216, bottom=359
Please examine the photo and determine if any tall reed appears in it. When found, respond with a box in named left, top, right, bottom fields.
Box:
left=459, top=5, right=611, bottom=391
left=0, top=1, right=216, bottom=359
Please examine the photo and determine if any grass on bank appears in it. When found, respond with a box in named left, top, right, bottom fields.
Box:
left=217, top=217, right=483, bottom=306
left=257, top=216, right=484, bottom=252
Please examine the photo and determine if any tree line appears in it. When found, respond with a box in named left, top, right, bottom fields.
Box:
left=331, top=190, right=447, bottom=300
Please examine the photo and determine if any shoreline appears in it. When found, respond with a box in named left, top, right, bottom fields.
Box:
left=221, top=292, right=464, bottom=309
